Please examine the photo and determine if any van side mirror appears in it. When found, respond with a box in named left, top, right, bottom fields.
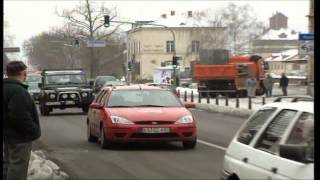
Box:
left=38, top=83, right=43, bottom=88
left=279, top=144, right=313, bottom=163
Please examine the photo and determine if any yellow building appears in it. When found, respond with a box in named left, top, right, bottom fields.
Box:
left=127, top=11, right=226, bottom=80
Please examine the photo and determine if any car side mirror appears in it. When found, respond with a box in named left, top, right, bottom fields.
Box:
left=184, top=102, right=195, bottom=109
left=279, top=144, right=313, bottom=163
left=90, top=103, right=103, bottom=109
left=38, top=83, right=43, bottom=88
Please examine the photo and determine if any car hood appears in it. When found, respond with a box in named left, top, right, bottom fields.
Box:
left=106, top=107, right=192, bottom=122
left=44, top=86, right=91, bottom=92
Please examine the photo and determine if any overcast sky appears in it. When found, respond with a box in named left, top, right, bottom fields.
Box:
left=4, top=0, right=310, bottom=60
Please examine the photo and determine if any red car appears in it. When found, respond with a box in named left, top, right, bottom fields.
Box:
left=87, top=85, right=197, bottom=149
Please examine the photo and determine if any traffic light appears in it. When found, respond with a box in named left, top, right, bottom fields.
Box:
left=104, top=15, right=110, bottom=27
left=128, top=61, right=132, bottom=71
left=74, top=39, right=80, bottom=48
left=172, top=56, right=178, bottom=67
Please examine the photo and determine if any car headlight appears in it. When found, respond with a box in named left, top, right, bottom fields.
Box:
left=70, top=94, right=76, bottom=99
left=175, top=115, right=193, bottom=124
left=49, top=94, right=56, bottom=99
left=62, top=94, right=68, bottom=99
left=110, top=116, right=134, bottom=124
left=82, top=92, right=88, bottom=97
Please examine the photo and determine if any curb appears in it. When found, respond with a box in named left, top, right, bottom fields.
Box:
left=195, top=103, right=254, bottom=118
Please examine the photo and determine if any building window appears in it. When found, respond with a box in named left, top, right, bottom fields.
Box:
left=166, top=41, right=175, bottom=53
left=192, top=40, right=200, bottom=53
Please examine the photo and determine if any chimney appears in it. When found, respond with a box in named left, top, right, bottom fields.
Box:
left=171, top=11, right=175, bottom=16
left=161, top=14, right=167, bottom=19
left=188, top=11, right=192, bottom=17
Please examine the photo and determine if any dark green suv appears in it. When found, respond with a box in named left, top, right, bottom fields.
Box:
left=38, top=69, right=94, bottom=116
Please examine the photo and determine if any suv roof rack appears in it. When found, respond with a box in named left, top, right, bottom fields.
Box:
left=274, top=96, right=314, bottom=103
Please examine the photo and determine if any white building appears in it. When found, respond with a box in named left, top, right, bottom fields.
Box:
left=127, top=11, right=226, bottom=80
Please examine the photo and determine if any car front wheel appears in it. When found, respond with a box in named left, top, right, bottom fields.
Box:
left=87, top=121, right=97, bottom=143
left=182, top=137, right=197, bottom=149
left=99, top=127, right=113, bottom=149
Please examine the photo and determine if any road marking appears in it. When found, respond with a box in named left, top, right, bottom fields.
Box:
left=197, top=139, right=227, bottom=151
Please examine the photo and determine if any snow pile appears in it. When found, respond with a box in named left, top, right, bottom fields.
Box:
left=28, top=150, right=69, bottom=180
left=195, top=103, right=254, bottom=118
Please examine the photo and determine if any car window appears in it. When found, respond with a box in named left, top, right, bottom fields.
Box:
left=255, top=109, right=298, bottom=155
left=107, top=90, right=182, bottom=107
left=237, top=107, right=276, bottom=145
left=99, top=90, right=109, bottom=105
left=93, top=90, right=104, bottom=103
left=285, top=112, right=314, bottom=161
left=97, top=90, right=108, bottom=104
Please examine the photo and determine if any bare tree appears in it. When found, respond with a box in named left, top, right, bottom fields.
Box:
left=55, top=0, right=123, bottom=78
left=192, top=3, right=267, bottom=55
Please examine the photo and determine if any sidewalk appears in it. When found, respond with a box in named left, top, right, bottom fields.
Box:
left=178, top=85, right=309, bottom=117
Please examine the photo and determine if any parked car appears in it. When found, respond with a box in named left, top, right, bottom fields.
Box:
left=92, top=76, right=117, bottom=93
left=87, top=85, right=197, bottom=149
left=221, top=96, right=314, bottom=180
left=27, top=82, right=41, bottom=103
left=38, top=69, right=94, bottom=116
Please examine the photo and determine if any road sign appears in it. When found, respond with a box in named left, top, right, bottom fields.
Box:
left=3, top=47, right=20, bottom=53
left=86, top=40, right=106, bottom=47
left=299, top=33, right=314, bottom=41
left=299, top=41, right=314, bottom=55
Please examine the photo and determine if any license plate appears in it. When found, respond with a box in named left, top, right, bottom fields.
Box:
left=141, top=128, right=170, bottom=133
left=65, top=101, right=75, bottom=105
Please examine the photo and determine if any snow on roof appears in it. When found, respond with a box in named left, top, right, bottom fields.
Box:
left=140, top=13, right=213, bottom=28
left=265, top=49, right=299, bottom=62
left=260, top=28, right=299, bottom=40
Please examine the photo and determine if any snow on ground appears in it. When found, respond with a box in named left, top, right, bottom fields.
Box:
left=28, top=150, right=69, bottom=180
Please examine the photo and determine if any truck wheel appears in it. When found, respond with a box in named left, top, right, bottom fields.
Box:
left=40, top=104, right=50, bottom=116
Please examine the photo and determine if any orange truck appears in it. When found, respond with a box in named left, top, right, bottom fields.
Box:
left=193, top=55, right=268, bottom=97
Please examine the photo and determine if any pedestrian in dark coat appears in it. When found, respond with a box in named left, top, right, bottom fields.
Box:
left=3, top=61, right=41, bottom=180
left=280, top=73, right=289, bottom=96
left=263, top=74, right=274, bottom=97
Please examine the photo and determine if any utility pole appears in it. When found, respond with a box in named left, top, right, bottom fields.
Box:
left=307, top=0, right=314, bottom=96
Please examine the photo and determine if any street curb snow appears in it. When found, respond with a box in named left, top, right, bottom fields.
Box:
left=28, top=150, right=69, bottom=180
left=195, top=103, right=254, bottom=118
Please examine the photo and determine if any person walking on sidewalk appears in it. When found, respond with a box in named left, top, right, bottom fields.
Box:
left=263, top=74, right=274, bottom=97
left=246, top=75, right=257, bottom=98
left=3, top=61, right=41, bottom=180
left=280, top=73, right=289, bottom=96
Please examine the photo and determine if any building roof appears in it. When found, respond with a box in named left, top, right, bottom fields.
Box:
left=260, top=28, right=298, bottom=40
left=265, top=49, right=308, bottom=62
left=137, top=12, right=219, bottom=28
left=269, top=12, right=288, bottom=19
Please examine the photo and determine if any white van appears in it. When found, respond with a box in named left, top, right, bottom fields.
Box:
left=221, top=97, right=314, bottom=180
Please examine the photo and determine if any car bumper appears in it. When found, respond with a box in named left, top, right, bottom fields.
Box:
left=104, top=124, right=196, bottom=142
left=44, top=99, right=92, bottom=107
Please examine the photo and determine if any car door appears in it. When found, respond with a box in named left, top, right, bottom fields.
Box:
left=95, top=90, right=109, bottom=132
left=272, top=112, right=314, bottom=180
left=226, top=107, right=278, bottom=179
left=244, top=109, right=300, bottom=180
left=90, top=90, right=106, bottom=136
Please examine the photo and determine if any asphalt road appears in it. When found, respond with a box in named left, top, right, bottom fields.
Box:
left=34, top=107, right=246, bottom=180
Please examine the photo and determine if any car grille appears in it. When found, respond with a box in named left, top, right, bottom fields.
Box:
left=131, top=133, right=179, bottom=138
left=134, top=121, right=174, bottom=125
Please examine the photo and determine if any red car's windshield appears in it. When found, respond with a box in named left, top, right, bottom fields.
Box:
left=108, top=90, right=182, bottom=107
